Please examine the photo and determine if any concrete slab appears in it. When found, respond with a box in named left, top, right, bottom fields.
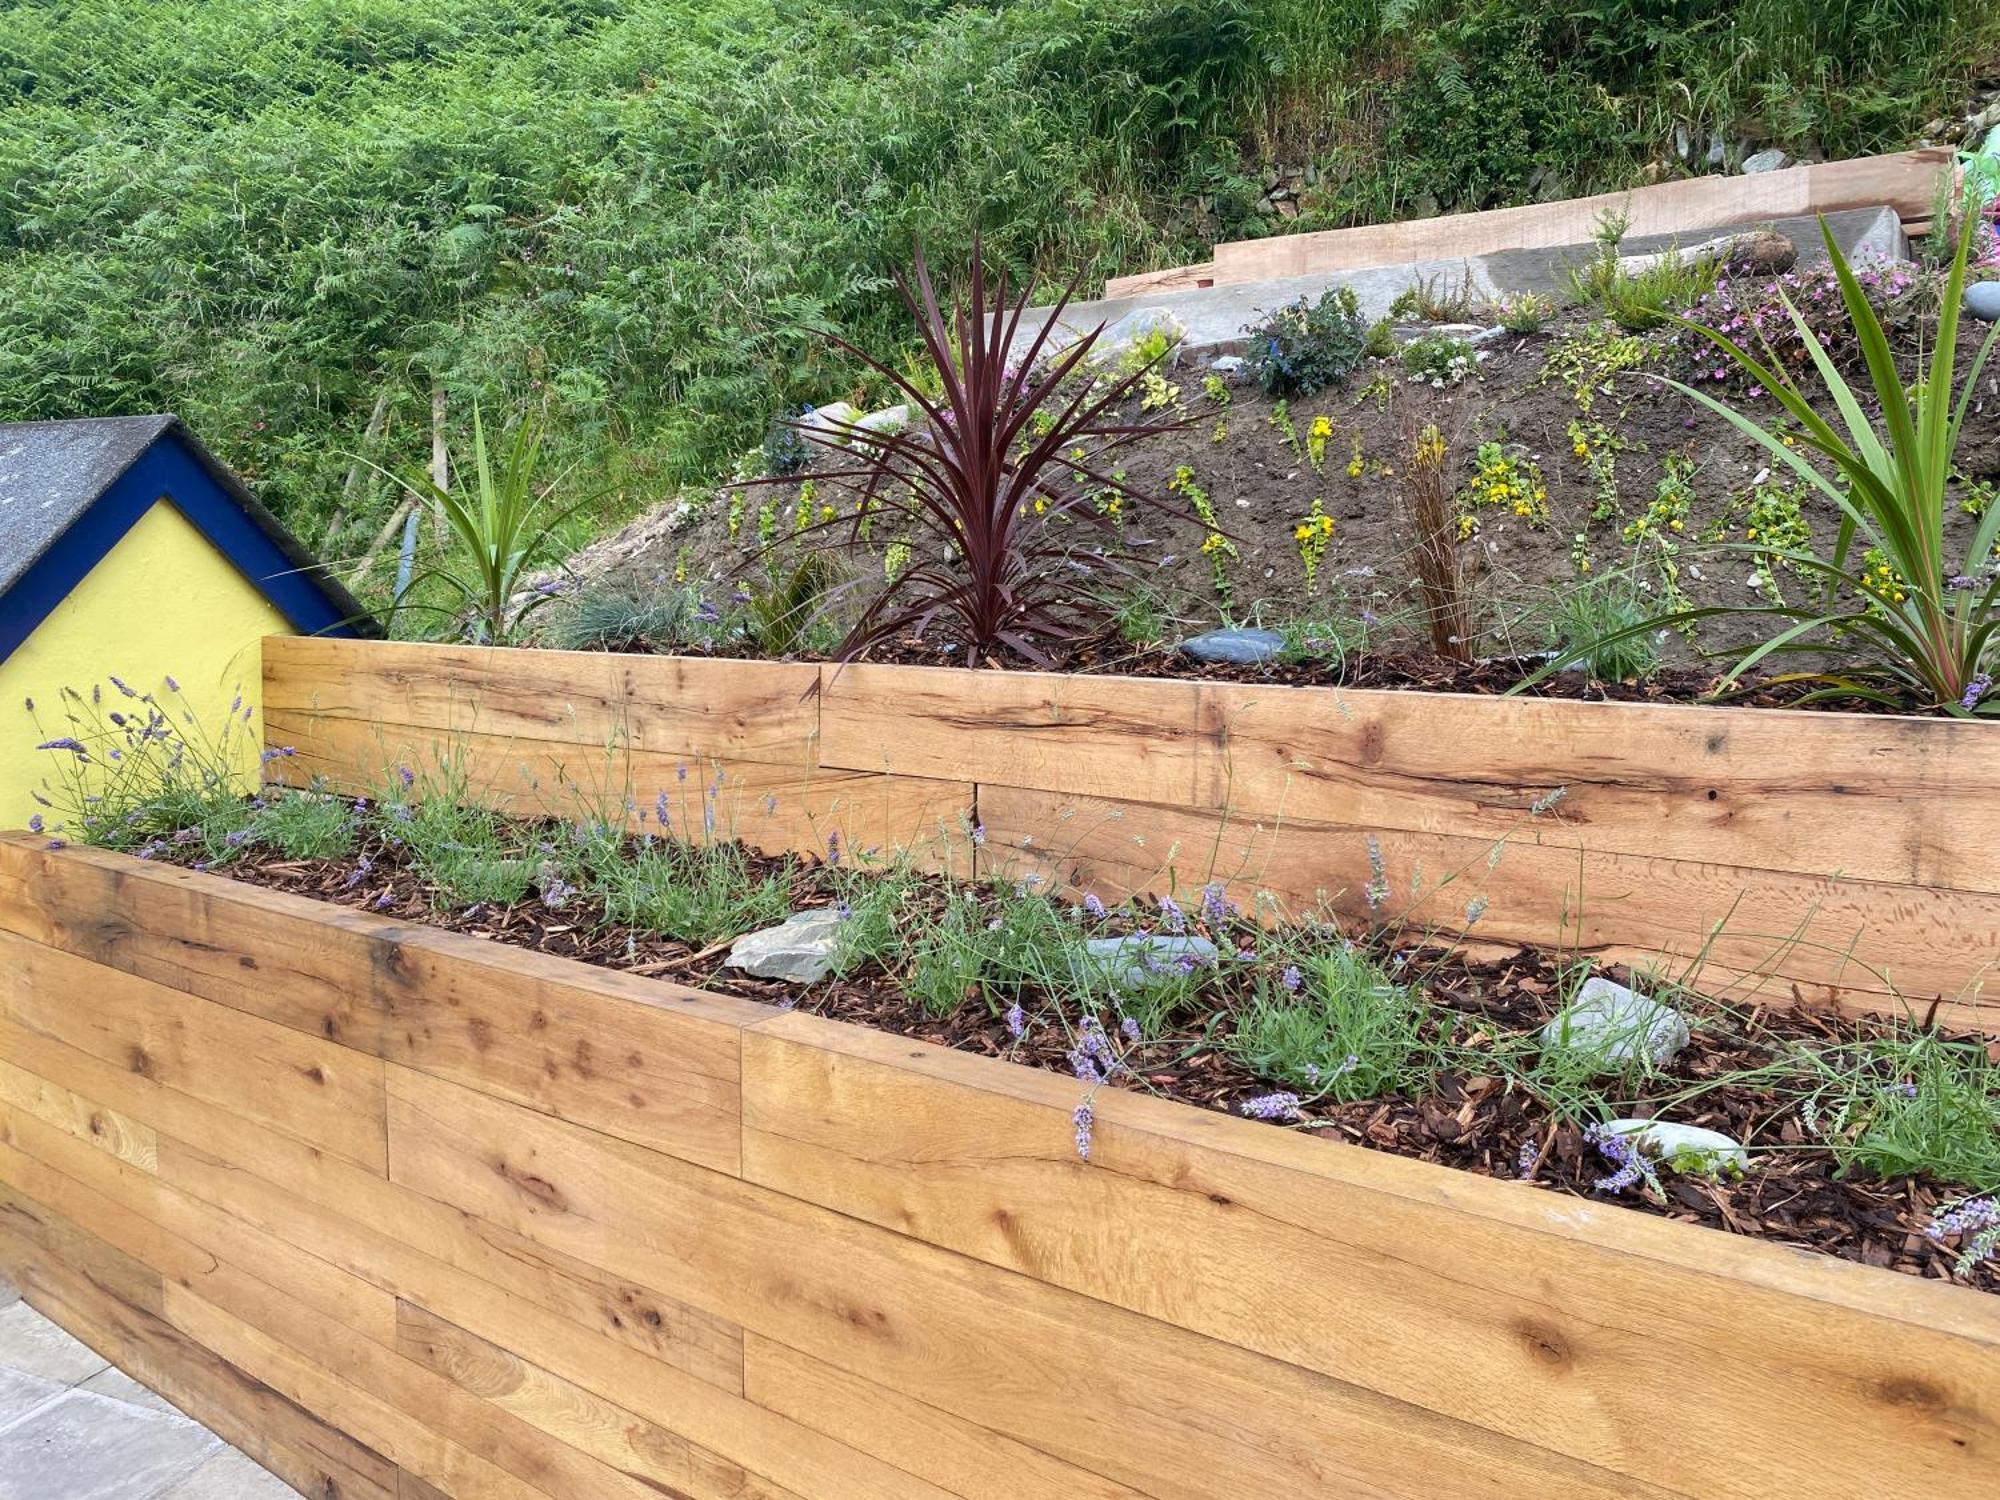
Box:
left=0, top=1268, right=20, bottom=1311
left=0, top=1302, right=109, bottom=1386
left=156, top=1448, right=303, bottom=1498
left=1003, top=205, right=1907, bottom=364
left=77, top=1363, right=188, bottom=1420
left=0, top=1389, right=220, bottom=1500
left=0, top=1363, right=66, bottom=1433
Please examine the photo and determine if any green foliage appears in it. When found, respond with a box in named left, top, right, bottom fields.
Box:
left=762, top=414, right=814, bottom=480
left=1243, top=287, right=1368, bottom=398
left=1798, top=1031, right=2000, bottom=1191
left=1389, top=268, right=1478, bottom=323
left=548, top=582, right=707, bottom=652
left=374, top=406, right=580, bottom=643
left=1542, top=576, right=1660, bottom=681
left=587, top=835, right=790, bottom=945
left=249, top=786, right=358, bottom=861
left=1565, top=234, right=1721, bottom=333
left=1224, top=945, right=1434, bottom=1103
left=1399, top=331, right=1480, bottom=387
left=374, top=762, right=534, bottom=908
left=1488, top=290, right=1555, bottom=334
left=741, top=550, right=842, bottom=657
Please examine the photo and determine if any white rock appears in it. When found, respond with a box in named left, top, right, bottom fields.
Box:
left=801, top=401, right=862, bottom=444
left=1604, top=1118, right=1748, bottom=1175
left=724, top=908, right=847, bottom=983
left=1539, top=977, right=1689, bottom=1070
left=1083, top=935, right=1218, bottom=990
left=1208, top=354, right=1246, bottom=375
left=855, top=404, right=910, bottom=436
left=1740, top=148, right=1790, bottom=174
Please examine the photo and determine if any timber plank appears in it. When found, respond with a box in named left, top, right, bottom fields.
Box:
left=396, top=1301, right=810, bottom=1500
left=385, top=1064, right=1673, bottom=1500
left=0, top=842, right=754, bottom=1174
left=1206, top=149, right=1949, bottom=283
left=740, top=1012, right=2000, bottom=1500
left=0, top=930, right=387, bottom=1172
left=265, top=709, right=973, bottom=864
left=0, top=1055, right=156, bottom=1171
left=817, top=665, right=2000, bottom=894
left=979, top=783, right=2000, bottom=1021
left=744, top=1334, right=1152, bottom=1500
left=0, top=1211, right=401, bottom=1500
left=263, top=635, right=822, bottom=764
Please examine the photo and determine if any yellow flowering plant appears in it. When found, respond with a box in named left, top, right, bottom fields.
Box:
left=1294, top=497, right=1335, bottom=587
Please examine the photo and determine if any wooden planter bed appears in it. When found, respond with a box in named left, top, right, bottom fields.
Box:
left=0, top=834, right=1995, bottom=1499
left=265, top=636, right=2000, bottom=1028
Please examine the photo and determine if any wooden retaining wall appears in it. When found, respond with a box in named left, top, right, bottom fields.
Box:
left=1103, top=148, right=1951, bottom=297
left=264, top=637, right=2000, bottom=1024
left=0, top=836, right=1995, bottom=1499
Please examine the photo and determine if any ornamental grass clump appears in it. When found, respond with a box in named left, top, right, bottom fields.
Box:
left=1533, top=213, right=2000, bottom=712
left=775, top=242, right=1186, bottom=665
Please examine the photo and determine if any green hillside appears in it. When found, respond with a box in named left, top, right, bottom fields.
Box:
left=1, top=0, right=1990, bottom=589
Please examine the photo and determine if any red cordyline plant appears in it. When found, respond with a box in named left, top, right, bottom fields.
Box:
left=789, top=241, right=1188, bottom=664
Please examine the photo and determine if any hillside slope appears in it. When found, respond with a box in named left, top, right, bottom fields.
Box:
left=0, top=0, right=1992, bottom=601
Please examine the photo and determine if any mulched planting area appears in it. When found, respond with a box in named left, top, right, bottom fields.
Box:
left=194, top=816, right=2000, bottom=1293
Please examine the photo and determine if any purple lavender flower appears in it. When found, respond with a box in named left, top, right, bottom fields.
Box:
left=164, top=675, right=180, bottom=692
left=1082, top=892, right=1107, bottom=920
left=1239, top=1092, right=1301, bottom=1120
left=26, top=814, right=42, bottom=833
left=826, top=831, right=842, bottom=867
left=37, top=737, right=88, bottom=758
left=1516, top=1140, right=1540, bottom=1180
left=1364, top=836, right=1389, bottom=911
left=1119, top=1015, right=1141, bottom=1044
left=1280, top=964, right=1302, bottom=993
left=108, top=675, right=136, bottom=698
left=1072, top=1100, right=1095, bottom=1161
left=1005, top=1003, right=1025, bottom=1039
left=1584, top=1123, right=1653, bottom=1194
left=1157, top=894, right=1185, bottom=934
left=397, top=765, right=415, bottom=788
left=1962, top=672, right=1991, bottom=712
left=1200, top=882, right=1230, bottom=925
left=969, top=823, right=986, bottom=847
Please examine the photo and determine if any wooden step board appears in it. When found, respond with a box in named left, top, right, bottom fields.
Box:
left=1105, top=148, right=1951, bottom=298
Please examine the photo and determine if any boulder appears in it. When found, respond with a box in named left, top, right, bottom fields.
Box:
left=1180, top=627, right=1285, bottom=666
left=1539, top=977, right=1690, bottom=1070
left=723, top=908, right=847, bottom=983
left=1083, top=935, right=1219, bottom=990
left=855, top=404, right=910, bottom=436
left=1603, top=1118, right=1748, bottom=1175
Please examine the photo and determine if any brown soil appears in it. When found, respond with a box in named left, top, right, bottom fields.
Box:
left=201, top=821, right=2000, bottom=1294
left=572, top=297, right=2000, bottom=693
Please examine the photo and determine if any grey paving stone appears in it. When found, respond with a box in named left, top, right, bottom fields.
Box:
left=0, top=1302, right=108, bottom=1385
left=77, top=1364, right=188, bottom=1420
left=0, top=1389, right=219, bottom=1500
left=0, top=1269, right=20, bottom=1311
left=0, top=1363, right=66, bottom=1434
left=156, top=1447, right=303, bottom=1498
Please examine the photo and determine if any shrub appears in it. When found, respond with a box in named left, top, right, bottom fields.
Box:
left=1224, top=946, right=1433, bottom=1103
left=1565, top=239, right=1720, bottom=333
left=1542, top=577, right=1660, bottom=681
left=740, top=551, right=843, bottom=657
left=762, top=412, right=814, bottom=479
left=1673, top=258, right=1924, bottom=393
left=1242, top=287, right=1369, bottom=398
left=549, top=584, right=709, bottom=653
left=1399, top=332, right=1481, bottom=387
left=1488, top=290, right=1555, bottom=333
left=787, top=243, right=1183, bottom=665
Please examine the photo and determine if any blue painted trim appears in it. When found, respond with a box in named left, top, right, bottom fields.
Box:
left=0, top=434, right=361, bottom=664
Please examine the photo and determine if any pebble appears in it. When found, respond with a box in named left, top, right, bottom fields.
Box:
left=1539, top=977, right=1690, bottom=1070
left=723, top=908, right=847, bottom=983
left=1179, top=627, right=1284, bottom=665
left=1965, top=282, right=2000, bottom=323
left=1603, top=1118, right=1748, bottom=1175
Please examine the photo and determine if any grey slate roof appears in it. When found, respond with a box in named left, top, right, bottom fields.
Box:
left=0, top=413, right=377, bottom=632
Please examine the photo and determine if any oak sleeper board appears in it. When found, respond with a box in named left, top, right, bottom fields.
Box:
left=0, top=835, right=1995, bottom=1500
left=264, top=637, right=2000, bottom=1016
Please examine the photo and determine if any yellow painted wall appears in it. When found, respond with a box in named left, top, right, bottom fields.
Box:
left=1, top=499, right=290, bottom=829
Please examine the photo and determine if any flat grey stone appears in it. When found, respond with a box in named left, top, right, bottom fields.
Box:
left=78, top=1363, right=187, bottom=1419
left=0, top=1269, right=17, bottom=1310
left=1741, top=148, right=1790, bottom=174
left=1967, top=282, right=2000, bottom=323
left=1604, top=1118, right=1748, bottom=1175
left=157, top=1446, right=304, bottom=1498
left=723, top=907, right=847, bottom=983
left=1540, top=977, right=1690, bottom=1070
left=0, top=1362, right=65, bottom=1432
left=1084, top=935, right=1219, bottom=990
left=0, top=1389, right=219, bottom=1500
left=0, top=1301, right=109, bottom=1384
left=854, top=404, right=909, bottom=436
left=1180, top=627, right=1284, bottom=665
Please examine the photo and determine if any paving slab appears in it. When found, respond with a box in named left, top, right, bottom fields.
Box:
left=0, top=1389, right=220, bottom=1500
left=0, top=1302, right=109, bottom=1385
left=156, top=1448, right=302, bottom=1499
left=0, top=1363, right=66, bottom=1432
left=999, top=204, right=1907, bottom=362
left=78, top=1363, right=189, bottom=1419
left=0, top=1268, right=20, bottom=1311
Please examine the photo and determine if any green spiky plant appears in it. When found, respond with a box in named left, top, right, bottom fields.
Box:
left=1523, top=213, right=2000, bottom=712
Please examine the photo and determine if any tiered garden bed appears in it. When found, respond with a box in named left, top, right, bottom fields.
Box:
left=0, top=835, right=1995, bottom=1500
